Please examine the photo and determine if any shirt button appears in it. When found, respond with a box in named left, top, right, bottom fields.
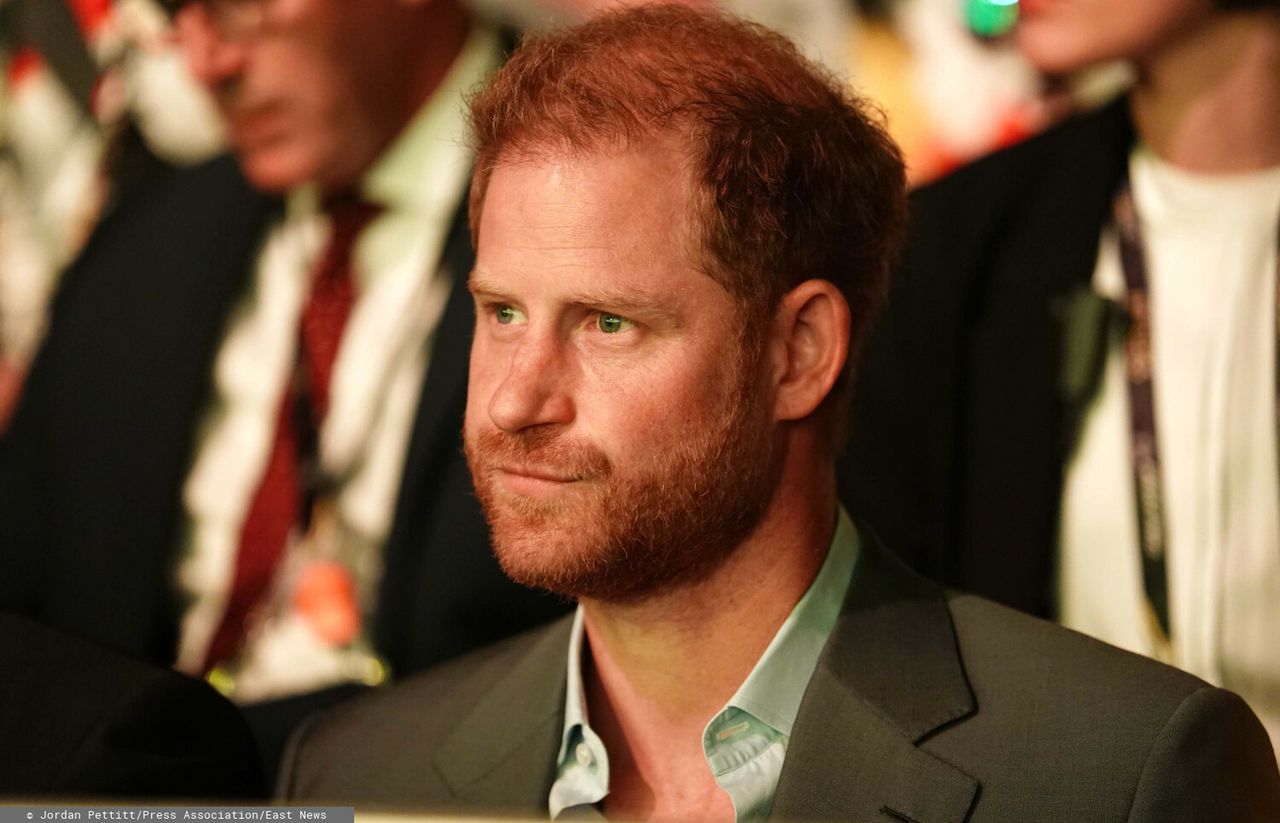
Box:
left=575, top=742, right=594, bottom=767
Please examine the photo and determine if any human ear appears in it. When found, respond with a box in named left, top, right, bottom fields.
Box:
left=770, top=279, right=850, bottom=422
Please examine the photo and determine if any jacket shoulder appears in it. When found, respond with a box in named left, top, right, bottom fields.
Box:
left=899, top=97, right=1130, bottom=287
left=879, top=95, right=1133, bottom=337
left=106, top=154, right=261, bottom=223
left=51, top=153, right=273, bottom=313
left=280, top=618, right=570, bottom=806
left=914, top=96, right=1131, bottom=216
left=946, top=590, right=1207, bottom=701
left=939, top=594, right=1280, bottom=821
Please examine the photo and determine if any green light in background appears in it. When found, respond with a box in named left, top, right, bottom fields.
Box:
left=966, top=0, right=1019, bottom=38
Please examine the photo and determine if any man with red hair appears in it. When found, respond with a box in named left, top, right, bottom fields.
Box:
left=281, top=7, right=1279, bottom=820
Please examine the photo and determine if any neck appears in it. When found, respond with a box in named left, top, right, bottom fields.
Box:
left=579, top=438, right=837, bottom=821
left=1130, top=11, right=1280, bottom=173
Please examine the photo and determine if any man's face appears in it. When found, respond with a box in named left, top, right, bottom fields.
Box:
left=1015, top=0, right=1214, bottom=75
left=173, top=0, right=414, bottom=192
left=463, top=147, right=781, bottom=603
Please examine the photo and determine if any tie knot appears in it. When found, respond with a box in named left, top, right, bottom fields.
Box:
left=312, top=193, right=382, bottom=288
left=323, top=193, right=383, bottom=246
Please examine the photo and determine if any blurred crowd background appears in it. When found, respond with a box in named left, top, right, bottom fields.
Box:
left=0, top=0, right=1125, bottom=433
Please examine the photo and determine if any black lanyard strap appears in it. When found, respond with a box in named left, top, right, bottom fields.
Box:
left=1113, top=179, right=1173, bottom=641
left=1112, top=171, right=1280, bottom=644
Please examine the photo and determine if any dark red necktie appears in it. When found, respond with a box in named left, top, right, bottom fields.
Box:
left=202, top=197, right=381, bottom=673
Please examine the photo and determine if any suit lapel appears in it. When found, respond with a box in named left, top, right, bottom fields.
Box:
left=953, top=96, right=1136, bottom=617
left=774, top=529, right=978, bottom=823
left=374, top=194, right=478, bottom=664
left=434, top=618, right=572, bottom=810
left=405, top=199, right=477, bottom=476
left=383, top=196, right=475, bottom=517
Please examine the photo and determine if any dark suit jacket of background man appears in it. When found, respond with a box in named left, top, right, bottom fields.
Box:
left=279, top=528, right=1280, bottom=822
left=839, top=95, right=1137, bottom=619
left=0, top=612, right=263, bottom=798
left=0, top=155, right=567, bottom=677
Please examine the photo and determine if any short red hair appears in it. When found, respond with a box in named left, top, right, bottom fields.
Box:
left=467, top=5, right=906, bottom=435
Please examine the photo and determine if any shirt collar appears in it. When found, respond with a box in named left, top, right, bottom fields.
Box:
left=551, top=608, right=610, bottom=819
left=551, top=508, right=860, bottom=810
left=722, top=507, right=859, bottom=737
left=557, top=607, right=592, bottom=767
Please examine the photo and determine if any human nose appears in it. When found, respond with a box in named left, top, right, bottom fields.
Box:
left=486, top=332, right=575, bottom=434
left=173, top=5, right=249, bottom=89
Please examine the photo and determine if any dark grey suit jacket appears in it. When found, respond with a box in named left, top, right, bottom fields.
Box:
left=279, top=530, right=1280, bottom=822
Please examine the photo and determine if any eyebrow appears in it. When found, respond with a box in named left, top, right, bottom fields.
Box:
left=468, top=270, right=680, bottom=319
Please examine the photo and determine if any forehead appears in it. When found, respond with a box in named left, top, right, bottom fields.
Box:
left=474, top=146, right=716, bottom=300
left=247, top=0, right=392, bottom=51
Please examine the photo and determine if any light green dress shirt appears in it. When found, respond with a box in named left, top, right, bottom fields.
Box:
left=548, top=508, right=860, bottom=821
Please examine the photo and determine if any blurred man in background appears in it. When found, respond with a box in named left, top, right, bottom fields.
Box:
left=0, top=0, right=565, bottom=770
left=843, top=0, right=1280, bottom=752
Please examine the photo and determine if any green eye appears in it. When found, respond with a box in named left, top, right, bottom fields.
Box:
left=597, top=313, right=630, bottom=334
left=496, top=305, right=517, bottom=324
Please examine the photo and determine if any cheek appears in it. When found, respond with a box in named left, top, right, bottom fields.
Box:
left=228, top=52, right=334, bottom=181
left=276, top=58, right=347, bottom=135
left=577, top=354, right=731, bottom=454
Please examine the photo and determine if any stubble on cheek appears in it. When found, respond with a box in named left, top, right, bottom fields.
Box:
left=463, top=425, right=616, bottom=592
left=462, top=358, right=779, bottom=604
